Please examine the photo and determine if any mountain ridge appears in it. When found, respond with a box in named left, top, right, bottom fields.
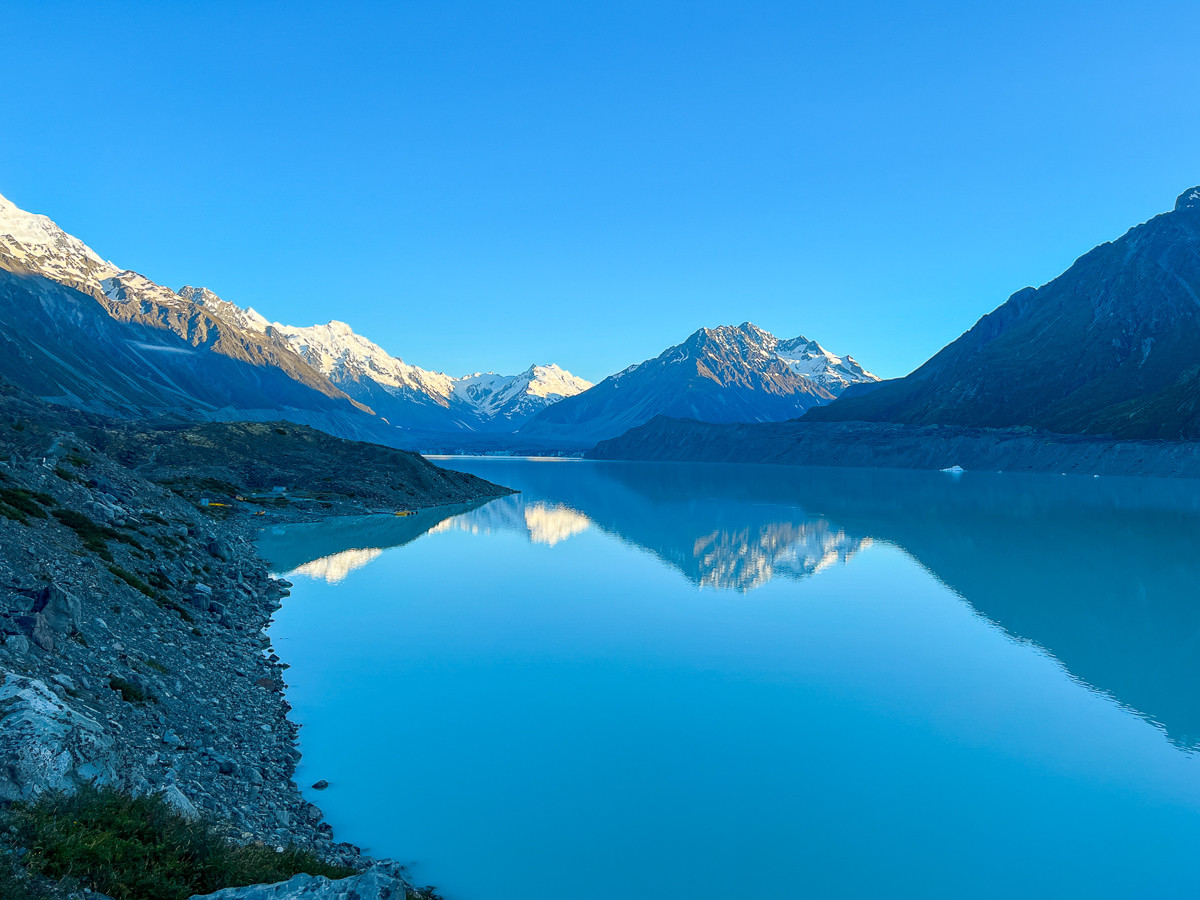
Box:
left=518, top=321, right=878, bottom=445
left=805, top=186, right=1200, bottom=440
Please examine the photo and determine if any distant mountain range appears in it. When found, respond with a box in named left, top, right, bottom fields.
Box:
left=0, top=189, right=875, bottom=448
left=594, top=185, right=1200, bottom=472
left=0, top=191, right=592, bottom=440
left=175, top=287, right=594, bottom=433
left=806, top=186, right=1200, bottom=440
left=520, top=322, right=878, bottom=445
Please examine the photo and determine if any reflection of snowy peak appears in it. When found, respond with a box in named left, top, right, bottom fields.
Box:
left=291, top=547, right=384, bottom=583
left=432, top=495, right=592, bottom=546
left=693, top=520, right=870, bottom=591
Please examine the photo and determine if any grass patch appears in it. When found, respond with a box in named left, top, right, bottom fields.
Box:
left=54, top=466, right=82, bottom=483
left=63, top=453, right=90, bottom=468
left=144, top=658, right=170, bottom=675
left=4, top=787, right=355, bottom=900
left=0, top=485, right=55, bottom=525
left=107, top=565, right=157, bottom=600
left=0, top=488, right=53, bottom=518
left=0, top=502, right=30, bottom=525
left=52, top=508, right=114, bottom=559
left=53, top=509, right=146, bottom=560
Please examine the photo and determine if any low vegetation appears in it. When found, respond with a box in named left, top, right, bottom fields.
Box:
left=52, top=508, right=145, bottom=561
left=2, top=787, right=356, bottom=900
left=0, top=486, right=55, bottom=525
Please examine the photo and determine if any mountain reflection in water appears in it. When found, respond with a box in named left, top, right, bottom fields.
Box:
left=261, top=459, right=1200, bottom=749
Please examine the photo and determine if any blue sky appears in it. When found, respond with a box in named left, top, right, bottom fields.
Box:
left=3, top=1, right=1199, bottom=382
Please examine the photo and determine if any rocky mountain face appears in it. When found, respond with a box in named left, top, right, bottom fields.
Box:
left=0, top=191, right=588, bottom=443
left=0, top=194, right=391, bottom=444
left=808, top=187, right=1200, bottom=439
left=518, top=322, right=876, bottom=445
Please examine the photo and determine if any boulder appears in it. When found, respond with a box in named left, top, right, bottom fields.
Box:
left=32, top=584, right=82, bottom=635
left=15, top=613, right=56, bottom=651
left=187, top=861, right=411, bottom=900
left=160, top=783, right=200, bottom=821
left=0, top=674, right=118, bottom=802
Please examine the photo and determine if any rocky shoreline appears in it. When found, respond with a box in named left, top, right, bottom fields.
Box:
left=0, top=384, right=511, bottom=898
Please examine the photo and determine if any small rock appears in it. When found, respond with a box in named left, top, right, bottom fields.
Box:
left=311, top=779, right=329, bottom=790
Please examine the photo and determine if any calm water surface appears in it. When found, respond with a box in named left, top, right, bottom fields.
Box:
left=258, top=460, right=1200, bottom=899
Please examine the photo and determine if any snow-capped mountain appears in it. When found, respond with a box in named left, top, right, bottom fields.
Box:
left=0, top=188, right=590, bottom=440
left=775, top=336, right=878, bottom=393
left=452, top=364, right=593, bottom=426
left=0, top=191, right=381, bottom=437
left=519, top=322, right=876, bottom=445
left=266, top=317, right=592, bottom=432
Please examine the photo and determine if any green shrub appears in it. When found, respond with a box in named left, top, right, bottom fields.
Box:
left=5, top=787, right=355, bottom=900
left=53, top=466, right=81, bottom=483
left=54, top=509, right=146, bottom=560
left=0, top=502, right=29, bottom=525
left=107, top=565, right=157, bottom=600
left=0, top=488, right=52, bottom=518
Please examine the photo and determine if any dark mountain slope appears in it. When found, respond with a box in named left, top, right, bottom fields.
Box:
left=0, top=269, right=404, bottom=445
left=807, top=187, right=1200, bottom=439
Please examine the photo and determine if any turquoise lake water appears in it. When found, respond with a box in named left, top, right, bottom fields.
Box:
left=258, top=459, right=1200, bottom=899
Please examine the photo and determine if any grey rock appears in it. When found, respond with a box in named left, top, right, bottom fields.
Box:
left=16, top=613, right=56, bottom=651
left=50, top=672, right=77, bottom=692
left=187, top=861, right=409, bottom=899
left=32, top=584, right=82, bottom=635
left=4, top=633, right=31, bottom=655
left=311, top=780, right=329, bottom=790
left=208, top=540, right=232, bottom=561
left=0, top=674, right=118, bottom=802
left=160, top=783, right=200, bottom=821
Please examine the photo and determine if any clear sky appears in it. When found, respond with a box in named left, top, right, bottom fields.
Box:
left=3, top=1, right=1199, bottom=382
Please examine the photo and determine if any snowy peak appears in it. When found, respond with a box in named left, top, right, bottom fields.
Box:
left=0, top=190, right=122, bottom=295
left=452, top=363, right=592, bottom=422
left=268, top=317, right=590, bottom=429
left=0, top=191, right=110, bottom=267
left=270, top=320, right=457, bottom=400
left=775, top=334, right=879, bottom=393
left=178, top=285, right=270, bottom=333
left=675, top=322, right=877, bottom=394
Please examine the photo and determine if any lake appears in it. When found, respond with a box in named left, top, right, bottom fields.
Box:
left=258, top=459, right=1200, bottom=899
